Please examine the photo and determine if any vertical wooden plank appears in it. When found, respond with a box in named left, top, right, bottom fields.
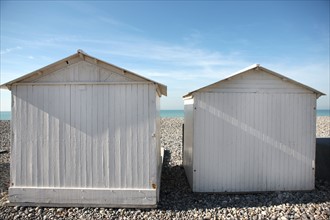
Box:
left=108, top=85, right=115, bottom=187
left=289, top=94, right=295, bottom=190
left=126, top=85, right=133, bottom=188
left=85, top=85, right=92, bottom=188
left=295, top=94, right=302, bottom=189
left=11, top=87, right=18, bottom=187
left=244, top=93, right=250, bottom=191
left=268, top=94, right=278, bottom=189
left=155, top=93, right=161, bottom=190
left=300, top=94, right=307, bottom=188
left=272, top=93, right=278, bottom=190
left=54, top=86, right=60, bottom=187
left=305, top=94, right=311, bottom=189
left=80, top=86, right=87, bottom=188
left=236, top=93, right=241, bottom=191
left=148, top=85, right=157, bottom=189
left=119, top=85, right=127, bottom=187
left=136, top=84, right=142, bottom=188
left=131, top=84, right=138, bottom=188
left=64, top=85, right=71, bottom=187
left=47, top=86, right=53, bottom=187
left=292, top=94, right=298, bottom=190
left=103, top=85, right=110, bottom=188
left=205, top=93, right=209, bottom=190
left=25, top=86, right=33, bottom=187
left=20, top=86, right=27, bottom=186
left=223, top=93, right=229, bottom=191
left=225, top=93, right=230, bottom=191
left=238, top=93, right=244, bottom=192
left=228, top=93, right=233, bottom=191
left=245, top=93, right=252, bottom=191
left=75, top=86, right=82, bottom=187
left=299, top=94, right=305, bottom=189
left=212, top=93, right=218, bottom=191
left=71, top=85, right=78, bottom=187
left=35, top=87, right=42, bottom=187
left=311, top=95, right=316, bottom=188
left=277, top=94, right=283, bottom=190
left=282, top=93, right=288, bottom=190
left=202, top=93, right=208, bottom=190
left=31, top=86, right=38, bottom=187
left=231, top=93, right=237, bottom=191
left=216, top=93, right=221, bottom=191
left=208, top=93, right=214, bottom=191
left=285, top=93, right=291, bottom=190
left=193, top=95, right=199, bottom=191
left=114, top=85, right=121, bottom=188
left=60, top=85, right=65, bottom=187
left=48, top=86, right=54, bottom=187
left=196, top=94, right=202, bottom=191
left=97, top=85, right=103, bottom=188
left=91, top=85, right=98, bottom=188
left=38, top=86, right=45, bottom=187
left=42, top=86, right=49, bottom=187
left=266, top=93, right=271, bottom=190
left=142, top=84, right=148, bottom=188
left=198, top=94, right=205, bottom=191
left=252, top=94, right=257, bottom=191
left=70, top=85, right=76, bottom=187
left=306, top=94, right=315, bottom=188
left=264, top=93, right=270, bottom=190
left=262, top=93, right=268, bottom=191
left=205, top=93, right=209, bottom=191
left=255, top=93, right=261, bottom=191
left=97, top=85, right=104, bottom=187
left=284, top=93, right=290, bottom=189
left=144, top=85, right=150, bottom=188
left=306, top=94, right=311, bottom=188
left=213, top=93, right=220, bottom=191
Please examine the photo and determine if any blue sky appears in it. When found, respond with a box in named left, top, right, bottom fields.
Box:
left=1, top=1, right=329, bottom=110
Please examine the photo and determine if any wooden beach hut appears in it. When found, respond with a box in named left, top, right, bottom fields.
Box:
left=1, top=50, right=167, bottom=207
left=183, top=64, right=325, bottom=193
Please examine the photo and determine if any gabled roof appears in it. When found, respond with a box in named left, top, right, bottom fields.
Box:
left=183, top=64, right=325, bottom=99
left=1, top=50, right=167, bottom=96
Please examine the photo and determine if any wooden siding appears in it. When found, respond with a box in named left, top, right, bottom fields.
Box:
left=11, top=83, right=159, bottom=190
left=9, top=187, right=157, bottom=208
left=183, top=99, right=194, bottom=188
left=205, top=69, right=314, bottom=94
left=192, top=92, right=316, bottom=192
left=22, top=61, right=139, bottom=83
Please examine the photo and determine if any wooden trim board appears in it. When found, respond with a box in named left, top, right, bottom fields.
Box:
left=8, top=187, right=157, bottom=208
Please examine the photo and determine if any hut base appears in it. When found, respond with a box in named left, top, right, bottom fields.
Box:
left=7, top=148, right=165, bottom=208
left=8, top=187, right=158, bottom=208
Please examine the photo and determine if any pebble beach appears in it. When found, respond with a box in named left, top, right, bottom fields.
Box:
left=0, top=117, right=329, bottom=219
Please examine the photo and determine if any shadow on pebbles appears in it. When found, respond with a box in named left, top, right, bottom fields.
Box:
left=0, top=119, right=329, bottom=220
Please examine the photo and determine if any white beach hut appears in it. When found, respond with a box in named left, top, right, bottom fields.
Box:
left=1, top=50, right=167, bottom=207
left=183, top=64, right=325, bottom=193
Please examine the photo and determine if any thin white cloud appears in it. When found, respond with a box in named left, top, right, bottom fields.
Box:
left=90, top=39, right=251, bottom=74
left=0, top=46, right=22, bottom=55
left=98, top=17, right=143, bottom=33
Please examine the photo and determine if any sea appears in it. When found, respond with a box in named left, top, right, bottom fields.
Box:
left=0, top=109, right=329, bottom=120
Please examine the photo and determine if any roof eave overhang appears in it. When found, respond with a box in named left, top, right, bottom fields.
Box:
left=182, top=64, right=326, bottom=100
left=0, top=50, right=168, bottom=96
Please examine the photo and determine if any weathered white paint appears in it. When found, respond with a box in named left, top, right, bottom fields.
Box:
left=183, top=98, right=194, bottom=188
left=4, top=51, right=166, bottom=207
left=183, top=65, right=324, bottom=193
left=26, top=61, right=136, bottom=83
left=9, top=187, right=157, bottom=208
